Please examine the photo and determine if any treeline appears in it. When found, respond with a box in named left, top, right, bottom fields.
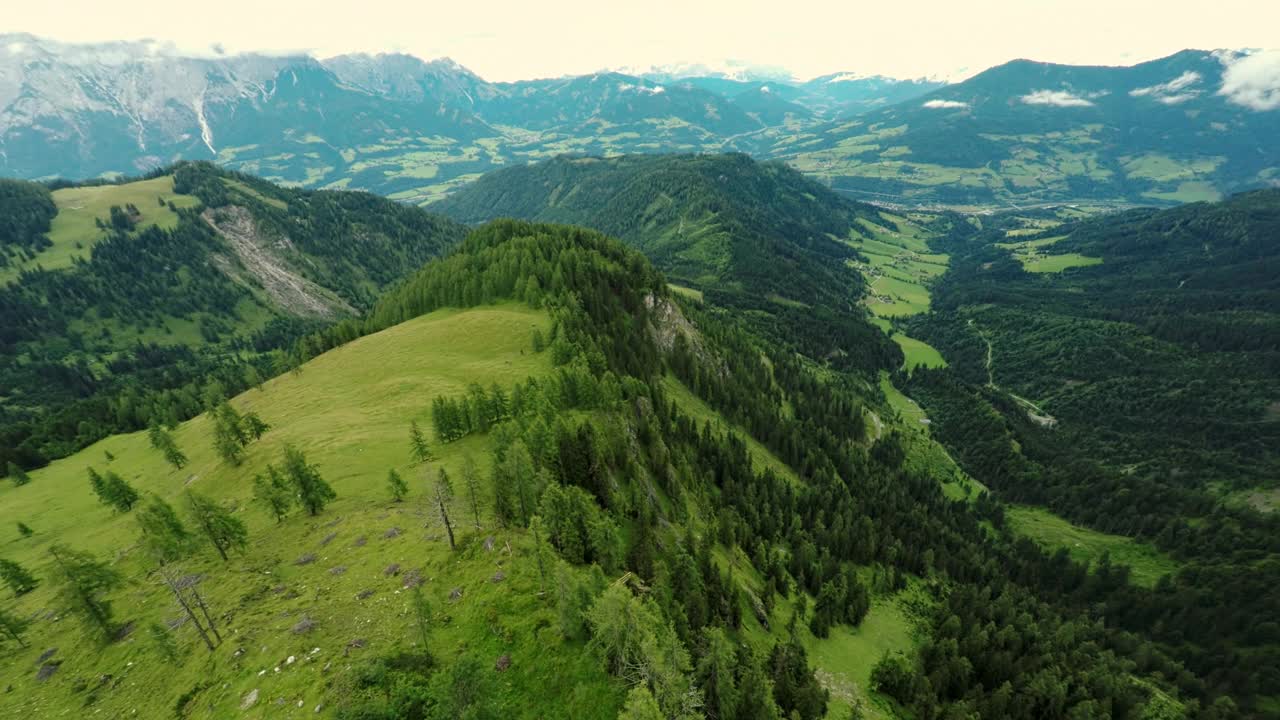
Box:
left=0, top=179, right=56, bottom=265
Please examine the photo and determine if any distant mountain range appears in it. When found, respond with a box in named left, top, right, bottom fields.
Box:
left=778, top=50, right=1280, bottom=206
left=1, top=33, right=1277, bottom=207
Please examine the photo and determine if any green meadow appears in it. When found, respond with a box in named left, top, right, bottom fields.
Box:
left=0, top=304, right=635, bottom=718
left=1006, top=506, right=1179, bottom=587
left=997, top=235, right=1102, bottom=273
left=1, top=176, right=199, bottom=283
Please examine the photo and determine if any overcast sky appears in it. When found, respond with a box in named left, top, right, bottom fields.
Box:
left=9, top=0, right=1279, bottom=81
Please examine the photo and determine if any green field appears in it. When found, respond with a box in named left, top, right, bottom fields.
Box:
left=997, top=235, right=1102, bottom=274
left=891, top=333, right=948, bottom=370
left=0, top=176, right=199, bottom=283
left=849, top=214, right=949, bottom=373
left=667, top=283, right=704, bottom=302
left=803, top=588, right=922, bottom=719
left=0, top=304, right=631, bottom=718
left=1006, top=506, right=1179, bottom=587
left=1021, top=253, right=1102, bottom=273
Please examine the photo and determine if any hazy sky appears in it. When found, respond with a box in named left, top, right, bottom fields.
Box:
left=9, top=0, right=1279, bottom=81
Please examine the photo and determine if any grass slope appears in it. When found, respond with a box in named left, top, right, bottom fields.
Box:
left=0, top=176, right=199, bottom=283
left=0, top=304, right=627, bottom=718
left=1006, top=506, right=1178, bottom=587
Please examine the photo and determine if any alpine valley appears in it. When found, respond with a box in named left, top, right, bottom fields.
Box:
left=0, top=28, right=1278, bottom=720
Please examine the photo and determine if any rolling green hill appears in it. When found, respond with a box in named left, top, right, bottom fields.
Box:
left=0, top=164, right=465, bottom=473
left=431, top=153, right=903, bottom=375
left=0, top=218, right=1205, bottom=720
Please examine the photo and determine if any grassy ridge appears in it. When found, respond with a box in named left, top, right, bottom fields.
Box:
left=0, top=176, right=199, bottom=283
left=0, top=304, right=631, bottom=718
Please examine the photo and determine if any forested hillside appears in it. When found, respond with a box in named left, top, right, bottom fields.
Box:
left=901, top=191, right=1280, bottom=715
left=432, top=153, right=902, bottom=374
left=1, top=217, right=1236, bottom=719
left=0, top=164, right=464, bottom=472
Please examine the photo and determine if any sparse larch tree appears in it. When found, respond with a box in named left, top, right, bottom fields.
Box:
left=282, top=445, right=335, bottom=516
left=253, top=465, right=294, bottom=522
left=49, top=544, right=123, bottom=642
left=0, top=558, right=38, bottom=597
left=528, top=515, right=551, bottom=594
left=409, top=420, right=433, bottom=464
left=136, top=495, right=192, bottom=564
left=186, top=491, right=248, bottom=561
left=0, top=608, right=31, bottom=648
left=148, top=422, right=188, bottom=470
left=461, top=454, right=483, bottom=529
left=90, top=468, right=138, bottom=513
left=433, top=467, right=456, bottom=550
left=148, top=620, right=181, bottom=662
left=387, top=469, right=408, bottom=503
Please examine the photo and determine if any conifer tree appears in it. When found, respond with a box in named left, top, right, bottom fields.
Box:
left=253, top=465, right=294, bottom=523
left=88, top=467, right=108, bottom=504
left=529, top=515, right=551, bottom=594
left=461, top=454, right=483, bottom=528
left=102, top=470, right=140, bottom=512
left=148, top=621, right=181, bottom=662
left=433, top=467, right=456, bottom=550
left=241, top=411, right=270, bottom=440
left=136, top=495, right=192, bottom=564
left=386, top=469, right=408, bottom=502
left=0, top=558, right=38, bottom=596
left=411, top=583, right=432, bottom=650
left=282, top=445, right=335, bottom=516
left=0, top=607, right=30, bottom=648
left=148, top=423, right=188, bottom=470
left=6, top=461, right=30, bottom=486
left=49, top=544, right=123, bottom=642
left=616, top=686, right=664, bottom=720
left=16, top=523, right=33, bottom=538
left=409, top=420, right=432, bottom=464
left=186, top=491, right=248, bottom=561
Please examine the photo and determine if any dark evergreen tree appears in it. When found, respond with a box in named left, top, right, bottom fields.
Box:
left=136, top=495, right=192, bottom=564
left=387, top=468, right=408, bottom=502
left=6, top=461, right=30, bottom=486
left=0, top=558, right=38, bottom=596
left=253, top=465, right=294, bottom=522
left=186, top=491, right=248, bottom=561
left=282, top=445, right=335, bottom=516
left=49, top=544, right=123, bottom=642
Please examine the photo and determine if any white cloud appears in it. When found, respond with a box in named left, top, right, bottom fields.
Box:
left=1020, top=89, right=1094, bottom=107
left=1219, top=49, right=1280, bottom=111
left=619, top=82, right=665, bottom=95
left=1130, top=70, right=1203, bottom=105
left=922, top=99, right=968, bottom=109
left=1131, top=70, right=1202, bottom=97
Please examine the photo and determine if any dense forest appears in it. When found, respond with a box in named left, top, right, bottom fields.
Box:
left=902, top=192, right=1280, bottom=714
left=3, top=163, right=1276, bottom=718
left=0, top=163, right=464, bottom=472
